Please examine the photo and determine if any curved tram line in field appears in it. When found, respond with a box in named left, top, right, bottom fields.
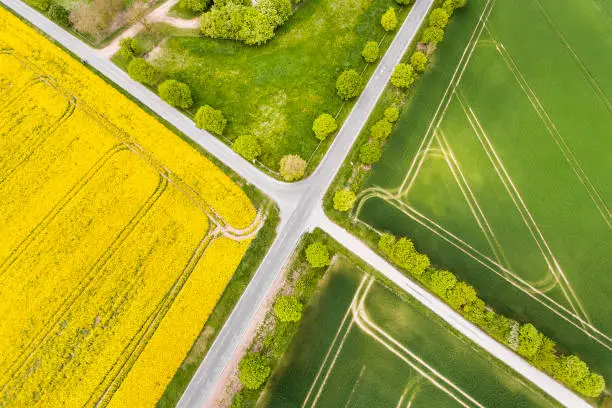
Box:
left=302, top=275, right=485, bottom=408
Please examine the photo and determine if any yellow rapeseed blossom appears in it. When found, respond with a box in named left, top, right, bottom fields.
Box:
left=0, top=7, right=257, bottom=407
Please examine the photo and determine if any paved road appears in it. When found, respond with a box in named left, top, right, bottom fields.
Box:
left=0, top=0, right=590, bottom=407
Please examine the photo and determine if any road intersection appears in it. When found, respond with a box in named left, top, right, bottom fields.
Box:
left=0, top=0, right=589, bottom=406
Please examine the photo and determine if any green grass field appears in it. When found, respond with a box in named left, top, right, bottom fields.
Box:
left=147, top=0, right=409, bottom=173
left=258, top=259, right=559, bottom=407
left=353, top=0, right=612, bottom=391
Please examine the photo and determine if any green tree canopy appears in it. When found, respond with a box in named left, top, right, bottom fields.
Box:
left=391, top=237, right=430, bottom=277
left=238, top=353, right=271, bottom=390
left=390, top=63, right=416, bottom=89
left=201, top=3, right=275, bottom=45
left=119, top=37, right=136, bottom=61
left=158, top=79, right=193, bottom=109
left=517, top=323, right=544, bottom=359
left=305, top=241, right=331, bottom=268
left=336, top=69, right=363, bottom=100
left=359, top=141, right=382, bottom=164
left=179, top=0, right=211, bottom=13
left=370, top=118, right=393, bottom=141
left=362, top=41, right=379, bottom=63
left=378, top=233, right=396, bottom=256
left=381, top=7, right=397, bottom=31
left=553, top=355, right=589, bottom=388
left=127, top=58, right=158, bottom=86
left=274, top=295, right=303, bottom=322
left=279, top=154, right=306, bottom=181
left=195, top=105, right=227, bottom=135
left=410, top=51, right=428, bottom=72
left=48, top=4, right=70, bottom=26
left=429, top=8, right=449, bottom=28
left=421, top=26, right=444, bottom=45
left=384, top=106, right=399, bottom=122
left=232, top=134, right=262, bottom=161
left=575, top=373, right=606, bottom=398
left=445, top=281, right=477, bottom=310
left=26, top=0, right=50, bottom=11
left=394, top=0, right=414, bottom=4
left=429, top=269, right=457, bottom=297
left=256, top=0, right=292, bottom=27
left=312, top=113, right=338, bottom=140
left=333, top=189, right=357, bottom=212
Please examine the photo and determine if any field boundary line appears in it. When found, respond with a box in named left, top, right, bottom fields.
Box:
left=456, top=92, right=592, bottom=327
left=0, top=171, right=168, bottom=390
left=353, top=279, right=484, bottom=408
left=397, top=0, right=496, bottom=197
left=486, top=28, right=612, bottom=230
left=351, top=193, right=612, bottom=351
left=532, top=0, right=612, bottom=113
left=301, top=275, right=369, bottom=408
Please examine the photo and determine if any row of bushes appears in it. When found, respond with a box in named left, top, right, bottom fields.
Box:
left=330, top=0, right=466, bottom=210
left=200, top=0, right=293, bottom=45
left=232, top=240, right=332, bottom=407
left=377, top=232, right=606, bottom=398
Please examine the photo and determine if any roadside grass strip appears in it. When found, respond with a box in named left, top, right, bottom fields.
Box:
left=0, top=7, right=261, bottom=407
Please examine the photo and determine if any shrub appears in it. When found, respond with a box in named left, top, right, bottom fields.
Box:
left=305, top=241, right=330, bottom=268
left=361, top=41, right=379, bottom=63
left=195, top=105, right=227, bottom=135
left=201, top=3, right=275, bottom=45
left=370, top=119, right=392, bottom=141
left=394, top=0, right=414, bottom=4
left=312, top=113, right=337, bottom=140
left=381, top=7, right=397, bottom=31
left=279, top=154, right=306, bottom=181
left=256, top=0, right=292, bottom=27
left=378, top=233, right=396, bottom=255
left=429, top=8, right=449, bottom=28
left=410, top=51, right=428, bottom=72
left=238, top=353, right=270, bottom=390
left=336, top=69, right=363, bottom=100
left=333, top=189, right=356, bottom=212
left=384, top=106, right=399, bottom=122
left=127, top=58, right=158, bottom=85
left=359, top=141, right=382, bottom=164
left=575, top=373, right=606, bottom=398
left=517, top=323, right=544, bottom=360
left=48, top=4, right=70, bottom=26
left=391, top=237, right=430, bottom=277
left=233, top=135, right=262, bottom=161
left=26, top=0, right=50, bottom=11
left=429, top=269, right=457, bottom=297
left=390, top=63, right=416, bottom=89
left=446, top=281, right=477, bottom=310
left=274, top=295, right=303, bottom=322
left=421, top=26, right=444, bottom=45
left=158, top=80, right=193, bottom=109
left=119, top=37, right=136, bottom=61
left=179, top=0, right=211, bottom=13
left=451, top=0, right=467, bottom=8
left=442, top=0, right=455, bottom=16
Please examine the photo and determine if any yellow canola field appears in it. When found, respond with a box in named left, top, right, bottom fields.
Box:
left=0, top=7, right=257, bottom=407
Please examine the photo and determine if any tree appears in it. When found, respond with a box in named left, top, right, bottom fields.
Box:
left=238, top=353, right=270, bottom=390
left=553, top=355, right=589, bottom=388
left=256, top=0, right=292, bottom=27
left=359, top=141, right=382, bottom=165
left=575, top=373, right=605, bottom=398
left=179, top=0, right=211, bottom=13
left=233, top=135, right=262, bottom=161
left=305, top=242, right=330, bottom=268
left=119, top=37, right=136, bottom=61
left=312, top=113, right=337, bottom=140
left=446, top=281, right=477, bottom=310
left=201, top=3, right=275, bottom=45
left=463, top=298, right=486, bottom=326
left=394, top=0, right=414, bottom=4
left=279, top=154, right=306, bottom=181
left=390, top=63, right=416, bottom=89
left=195, top=105, right=227, bottom=135
left=378, top=233, right=396, bottom=256
left=370, top=119, right=393, bottom=141
left=361, top=41, right=379, bottom=63
left=274, top=295, right=303, bottom=322
left=532, top=337, right=558, bottom=372
left=127, top=58, right=158, bottom=85
left=517, top=323, right=544, bottom=359
left=158, top=79, right=193, bottom=109
left=336, top=69, right=363, bottom=100
left=429, top=8, right=449, bottom=28
left=421, top=26, right=444, bottom=45
left=442, top=0, right=455, bottom=16
left=429, top=269, right=457, bottom=297
left=384, top=106, right=399, bottom=122
left=48, top=4, right=70, bottom=26
left=410, top=51, right=428, bottom=72
left=381, top=7, right=397, bottom=31
left=452, top=0, right=467, bottom=8
left=333, top=189, right=356, bottom=212
left=484, top=312, right=511, bottom=343
left=391, top=237, right=430, bottom=277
